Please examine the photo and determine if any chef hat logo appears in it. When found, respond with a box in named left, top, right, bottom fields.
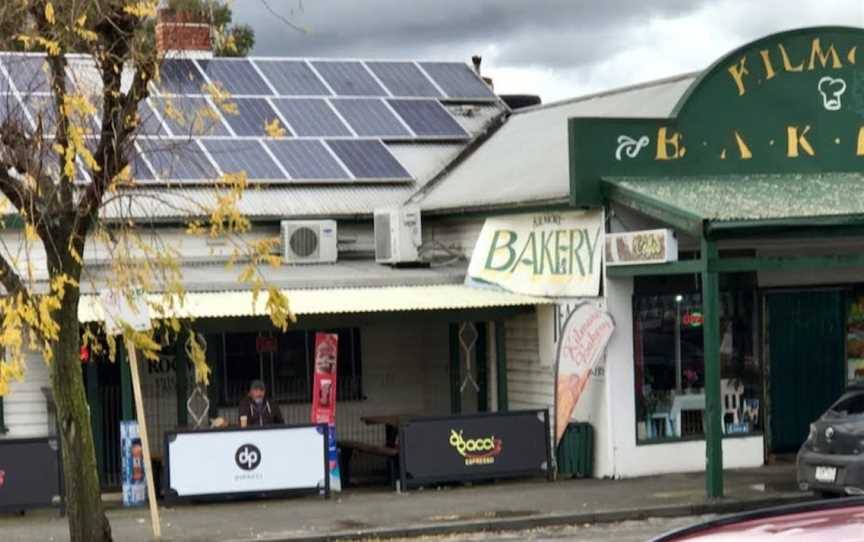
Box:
left=818, top=76, right=846, bottom=111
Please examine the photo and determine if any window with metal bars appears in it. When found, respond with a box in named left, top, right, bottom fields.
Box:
left=219, top=328, right=362, bottom=406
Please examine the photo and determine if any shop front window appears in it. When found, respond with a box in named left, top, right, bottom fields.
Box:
left=634, top=288, right=761, bottom=443
left=221, top=328, right=362, bottom=406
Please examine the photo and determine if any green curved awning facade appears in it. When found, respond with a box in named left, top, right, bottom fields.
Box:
left=603, top=172, right=864, bottom=235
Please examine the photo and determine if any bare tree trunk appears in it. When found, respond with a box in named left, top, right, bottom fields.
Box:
left=50, top=288, right=112, bottom=542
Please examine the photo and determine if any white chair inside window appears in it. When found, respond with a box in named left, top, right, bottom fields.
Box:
left=721, top=378, right=744, bottom=430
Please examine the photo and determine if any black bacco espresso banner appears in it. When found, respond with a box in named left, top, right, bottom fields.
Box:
left=398, top=410, right=551, bottom=488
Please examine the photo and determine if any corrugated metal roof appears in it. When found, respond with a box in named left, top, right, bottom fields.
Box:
left=410, top=73, right=697, bottom=213
left=80, top=260, right=469, bottom=292
left=99, top=185, right=418, bottom=221
left=78, top=284, right=549, bottom=322
left=606, top=173, right=864, bottom=222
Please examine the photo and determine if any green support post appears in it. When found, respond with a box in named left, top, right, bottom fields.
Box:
left=448, top=323, right=462, bottom=414
left=86, top=361, right=104, bottom=479
left=494, top=320, right=509, bottom=412
left=701, top=237, right=724, bottom=499
left=205, top=333, right=222, bottom=418
left=175, top=333, right=189, bottom=428
left=0, top=396, right=7, bottom=434
left=476, top=323, right=488, bottom=412
left=119, top=342, right=134, bottom=421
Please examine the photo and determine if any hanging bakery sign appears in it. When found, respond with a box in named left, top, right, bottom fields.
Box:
left=606, top=229, right=678, bottom=266
left=467, top=210, right=603, bottom=298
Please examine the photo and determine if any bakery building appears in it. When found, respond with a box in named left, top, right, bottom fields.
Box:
left=1, top=20, right=861, bottom=499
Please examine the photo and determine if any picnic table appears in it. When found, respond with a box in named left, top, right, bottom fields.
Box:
left=338, top=414, right=417, bottom=488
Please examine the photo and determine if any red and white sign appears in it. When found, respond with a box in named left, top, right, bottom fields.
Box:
left=555, top=304, right=615, bottom=443
left=311, top=333, right=338, bottom=425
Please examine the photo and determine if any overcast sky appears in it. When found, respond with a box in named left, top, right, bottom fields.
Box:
left=232, top=0, right=864, bottom=103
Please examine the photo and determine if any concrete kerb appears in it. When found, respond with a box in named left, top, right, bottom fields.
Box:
left=225, top=493, right=817, bottom=542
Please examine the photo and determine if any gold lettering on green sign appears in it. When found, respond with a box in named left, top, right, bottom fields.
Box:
left=787, top=125, right=815, bottom=157
left=656, top=127, right=686, bottom=160
left=759, top=49, right=777, bottom=80
left=734, top=131, right=753, bottom=159
left=809, top=38, right=842, bottom=70
left=728, top=55, right=749, bottom=96
left=779, top=43, right=804, bottom=72
left=857, top=127, right=864, bottom=156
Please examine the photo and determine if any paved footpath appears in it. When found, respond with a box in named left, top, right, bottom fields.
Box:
left=0, top=465, right=812, bottom=542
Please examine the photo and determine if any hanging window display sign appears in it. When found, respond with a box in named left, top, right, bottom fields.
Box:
left=555, top=303, right=615, bottom=443
left=120, top=420, right=146, bottom=507
left=311, top=332, right=341, bottom=491
left=467, top=210, right=603, bottom=298
left=606, top=229, right=677, bottom=266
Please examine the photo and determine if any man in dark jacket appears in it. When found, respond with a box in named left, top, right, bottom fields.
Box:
left=238, top=380, right=285, bottom=427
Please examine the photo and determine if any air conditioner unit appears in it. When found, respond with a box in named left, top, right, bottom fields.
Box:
left=280, top=220, right=338, bottom=264
left=374, top=206, right=421, bottom=264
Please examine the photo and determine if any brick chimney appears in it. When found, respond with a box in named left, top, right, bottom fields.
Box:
left=155, top=8, right=213, bottom=58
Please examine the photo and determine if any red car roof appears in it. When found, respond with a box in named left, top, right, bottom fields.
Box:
left=656, top=501, right=864, bottom=541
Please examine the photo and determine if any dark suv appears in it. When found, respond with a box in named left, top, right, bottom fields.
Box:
left=797, top=386, right=864, bottom=497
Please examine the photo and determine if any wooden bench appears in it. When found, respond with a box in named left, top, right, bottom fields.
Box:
left=338, top=439, right=399, bottom=488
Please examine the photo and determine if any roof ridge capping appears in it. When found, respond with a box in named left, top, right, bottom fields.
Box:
left=512, top=71, right=700, bottom=115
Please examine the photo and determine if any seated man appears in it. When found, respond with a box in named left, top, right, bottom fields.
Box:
left=238, top=380, right=285, bottom=427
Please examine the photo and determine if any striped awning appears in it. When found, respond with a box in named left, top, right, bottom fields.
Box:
left=78, top=284, right=551, bottom=322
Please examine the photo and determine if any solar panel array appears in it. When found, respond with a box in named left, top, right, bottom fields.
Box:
left=0, top=54, right=497, bottom=184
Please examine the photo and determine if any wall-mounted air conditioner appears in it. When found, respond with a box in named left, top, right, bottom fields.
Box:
left=280, top=220, right=338, bottom=264
left=374, top=206, right=421, bottom=264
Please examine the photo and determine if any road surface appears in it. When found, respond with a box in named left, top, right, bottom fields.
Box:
left=387, top=515, right=713, bottom=542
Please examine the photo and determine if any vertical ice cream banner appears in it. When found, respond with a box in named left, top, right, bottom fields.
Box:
left=312, top=332, right=341, bottom=491
left=555, top=304, right=615, bottom=443
left=120, top=420, right=146, bottom=507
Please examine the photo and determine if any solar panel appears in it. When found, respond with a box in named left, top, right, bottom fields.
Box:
left=202, top=139, right=286, bottom=180
left=264, top=140, right=349, bottom=180
left=326, top=139, right=411, bottom=180
left=0, top=93, right=31, bottom=130
left=132, top=152, right=155, bottom=181
left=366, top=62, right=441, bottom=97
left=156, top=59, right=206, bottom=95
left=150, top=96, right=230, bottom=137
left=195, top=59, right=271, bottom=95
left=311, top=61, right=386, bottom=96
left=387, top=99, right=467, bottom=138
left=419, top=62, right=495, bottom=99
left=222, top=98, right=288, bottom=137
left=19, top=94, right=56, bottom=132
left=270, top=98, right=350, bottom=137
left=2, top=55, right=51, bottom=93
left=329, top=99, right=410, bottom=137
left=254, top=60, right=330, bottom=96
left=136, top=100, right=170, bottom=137
left=137, top=139, right=218, bottom=180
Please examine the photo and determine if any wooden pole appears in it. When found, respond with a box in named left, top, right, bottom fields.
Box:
left=125, top=340, right=162, bottom=540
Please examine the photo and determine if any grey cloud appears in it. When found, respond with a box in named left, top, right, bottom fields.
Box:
left=234, top=0, right=709, bottom=69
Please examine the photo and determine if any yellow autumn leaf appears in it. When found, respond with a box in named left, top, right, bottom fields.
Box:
left=44, top=2, right=55, bottom=24
left=265, top=118, right=287, bottom=138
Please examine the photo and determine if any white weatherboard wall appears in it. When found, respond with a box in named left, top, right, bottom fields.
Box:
left=2, top=351, right=51, bottom=438
left=504, top=307, right=613, bottom=478
left=604, top=275, right=764, bottom=477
